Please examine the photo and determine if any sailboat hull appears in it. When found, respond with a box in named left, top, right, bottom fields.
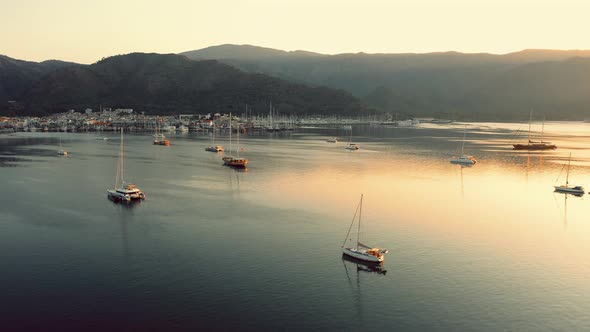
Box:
left=205, top=146, right=223, bottom=152
left=450, top=157, right=477, bottom=165
left=513, top=143, right=556, bottom=150
left=342, top=248, right=383, bottom=263
left=554, top=186, right=585, bottom=195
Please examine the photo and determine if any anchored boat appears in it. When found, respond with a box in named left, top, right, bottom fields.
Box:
left=341, top=194, right=388, bottom=263
left=554, top=153, right=584, bottom=196
left=450, top=125, right=477, bottom=165
left=223, top=113, right=248, bottom=168
left=206, top=121, right=224, bottom=152
left=513, top=111, right=556, bottom=150
left=107, top=129, right=146, bottom=202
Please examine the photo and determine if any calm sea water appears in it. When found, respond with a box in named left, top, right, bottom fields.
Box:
left=2, top=122, right=590, bottom=331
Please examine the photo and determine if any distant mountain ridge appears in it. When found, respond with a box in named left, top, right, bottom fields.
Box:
left=4, top=45, right=590, bottom=119
left=0, top=55, right=79, bottom=103
left=1, top=53, right=362, bottom=116
left=181, top=44, right=590, bottom=120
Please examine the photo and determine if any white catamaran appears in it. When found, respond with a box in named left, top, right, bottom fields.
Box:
left=341, top=194, right=388, bottom=263
left=107, top=129, right=146, bottom=202
left=554, top=153, right=584, bottom=195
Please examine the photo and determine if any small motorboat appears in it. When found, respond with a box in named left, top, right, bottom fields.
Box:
left=327, top=138, right=338, bottom=143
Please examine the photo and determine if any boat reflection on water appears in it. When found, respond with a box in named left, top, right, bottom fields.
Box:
left=228, top=166, right=248, bottom=173
left=553, top=192, right=583, bottom=228
left=108, top=196, right=143, bottom=208
left=342, top=253, right=387, bottom=320
left=342, top=254, right=387, bottom=275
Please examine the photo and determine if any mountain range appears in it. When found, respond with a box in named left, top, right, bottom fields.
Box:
left=3, top=44, right=590, bottom=119
left=0, top=53, right=361, bottom=116
left=182, top=45, right=590, bottom=120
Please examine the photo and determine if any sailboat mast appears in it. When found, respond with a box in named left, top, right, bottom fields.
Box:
left=212, top=121, right=215, bottom=145
left=357, top=194, right=363, bottom=247
left=529, top=110, right=533, bottom=142
left=120, top=128, right=124, bottom=184
left=236, top=124, right=240, bottom=157
left=541, top=115, right=545, bottom=142
left=229, top=113, right=232, bottom=154
left=566, top=153, right=571, bottom=185
left=461, top=125, right=466, bottom=155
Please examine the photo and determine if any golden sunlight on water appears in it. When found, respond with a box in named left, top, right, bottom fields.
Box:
left=244, top=122, right=590, bottom=290
left=4, top=123, right=590, bottom=331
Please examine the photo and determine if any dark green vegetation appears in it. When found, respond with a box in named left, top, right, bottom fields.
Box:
left=0, top=55, right=78, bottom=105
left=0, top=53, right=362, bottom=116
left=183, top=45, right=590, bottom=120
left=4, top=45, right=590, bottom=119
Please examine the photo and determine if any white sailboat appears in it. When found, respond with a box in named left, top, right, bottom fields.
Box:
left=554, top=153, right=584, bottom=195
left=345, top=127, right=359, bottom=150
left=450, top=125, right=476, bottom=165
left=341, top=194, right=388, bottom=263
left=205, top=121, right=224, bottom=152
left=107, top=129, right=146, bottom=202
left=57, top=137, right=68, bottom=156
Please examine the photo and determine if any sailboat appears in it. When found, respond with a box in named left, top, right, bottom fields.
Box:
left=341, top=194, right=388, bottom=263
left=513, top=111, right=556, bottom=150
left=554, top=153, right=584, bottom=195
left=107, top=129, right=146, bottom=202
left=153, top=122, right=170, bottom=146
left=345, top=127, right=359, bottom=150
left=205, top=121, right=224, bottom=152
left=222, top=113, right=248, bottom=168
left=57, top=137, right=68, bottom=156
left=450, top=125, right=477, bottom=165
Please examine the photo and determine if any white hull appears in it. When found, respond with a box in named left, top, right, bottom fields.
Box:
left=450, top=154, right=476, bottom=165
left=450, top=159, right=475, bottom=165
left=107, top=188, right=145, bottom=202
left=342, top=248, right=383, bottom=263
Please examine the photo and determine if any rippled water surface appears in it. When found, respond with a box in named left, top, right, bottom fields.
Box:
left=2, top=122, right=590, bottom=331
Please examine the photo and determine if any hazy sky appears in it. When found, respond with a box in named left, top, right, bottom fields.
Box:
left=1, top=0, right=589, bottom=63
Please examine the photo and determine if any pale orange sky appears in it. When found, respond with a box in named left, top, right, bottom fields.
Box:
left=1, top=0, right=589, bottom=64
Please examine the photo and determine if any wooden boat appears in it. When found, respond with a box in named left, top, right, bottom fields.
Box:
left=513, top=111, right=556, bottom=150
left=223, top=113, right=248, bottom=168
left=153, top=123, right=171, bottom=146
